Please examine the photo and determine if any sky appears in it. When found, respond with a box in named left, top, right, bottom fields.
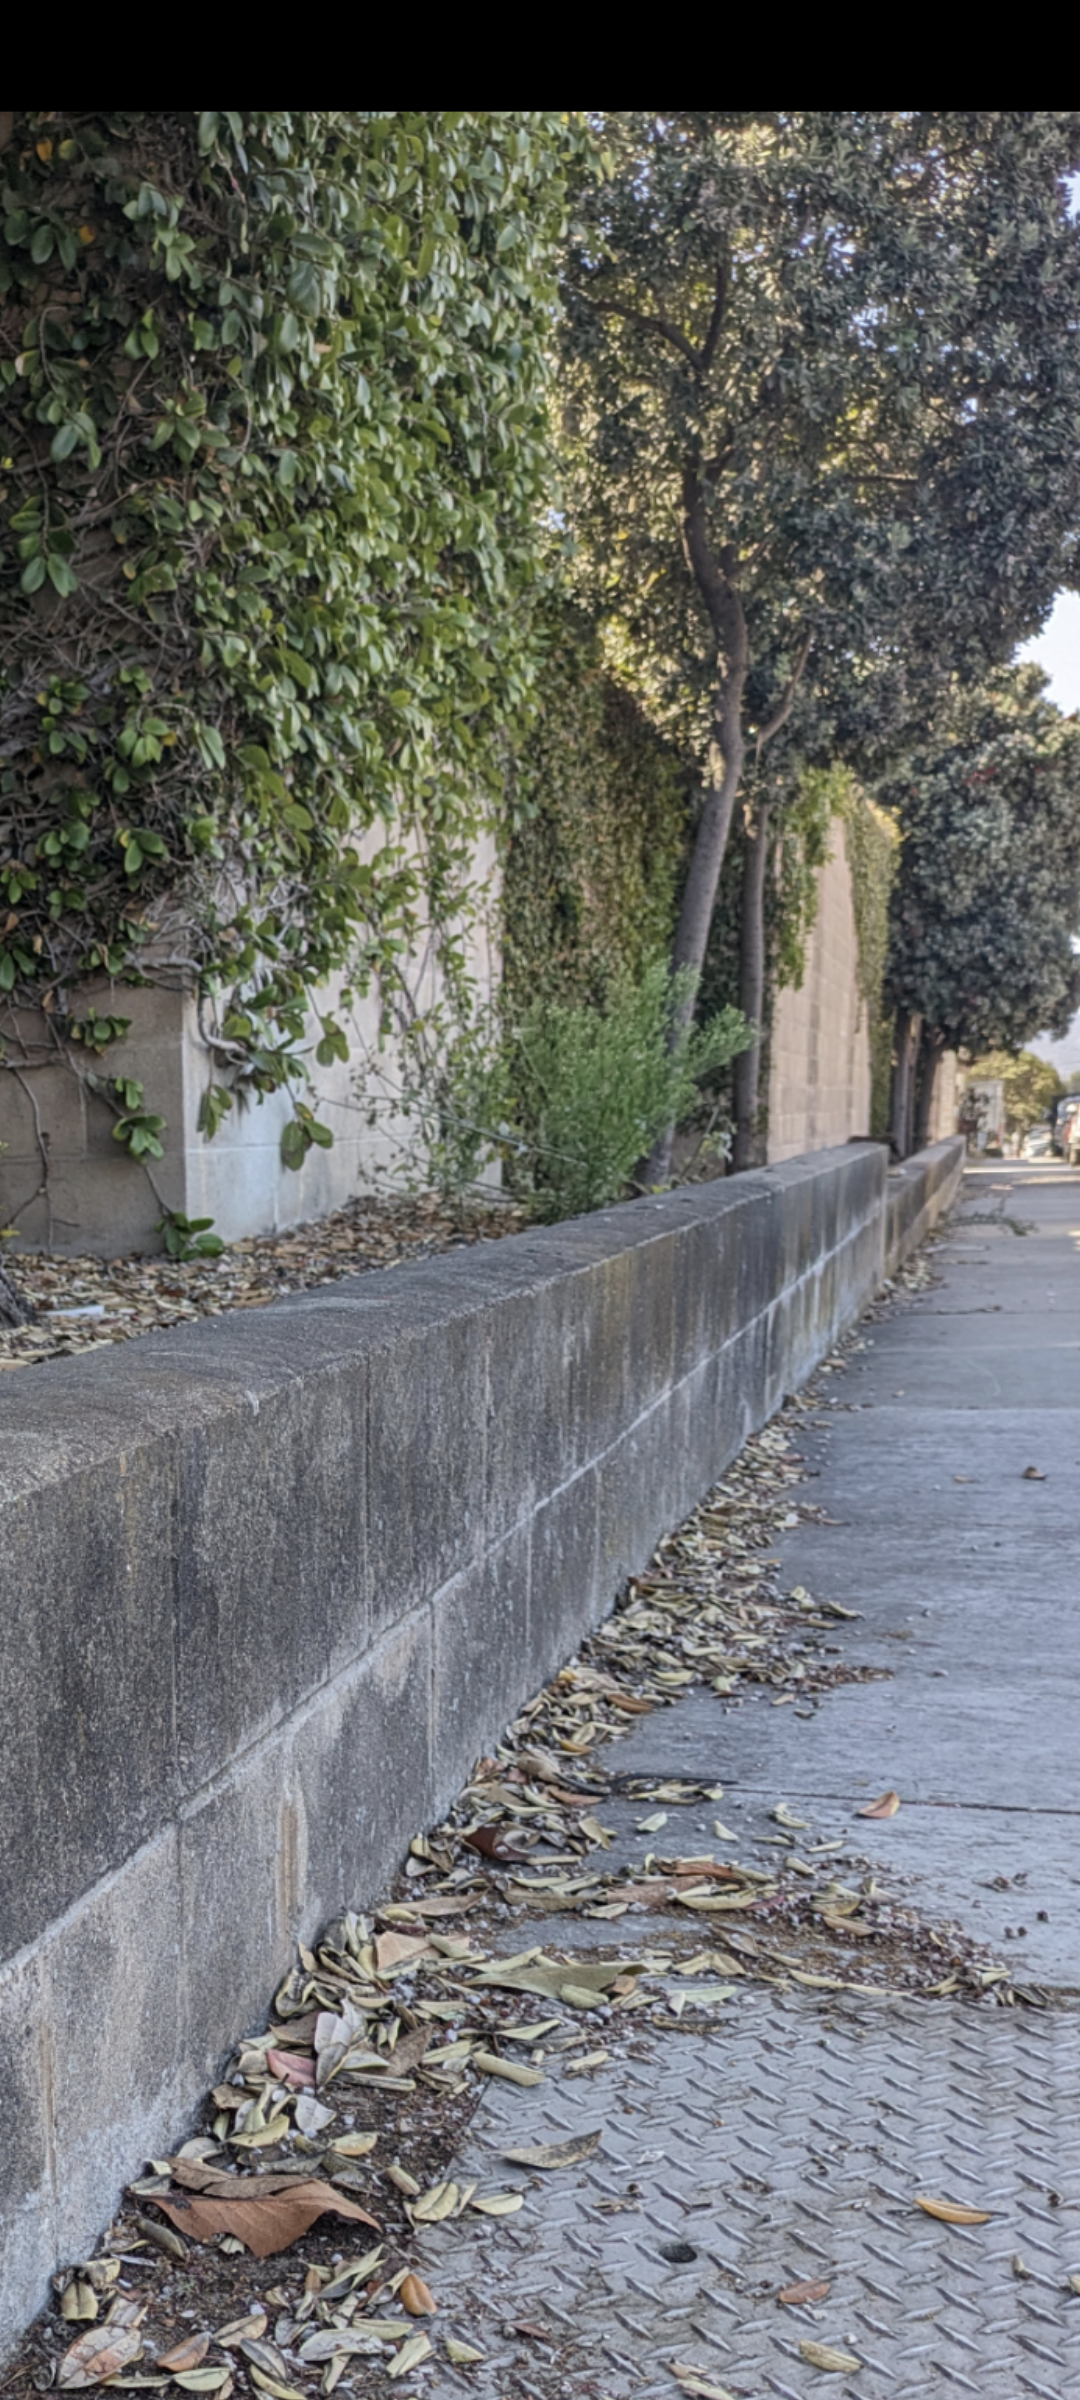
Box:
left=1017, top=588, right=1080, bottom=716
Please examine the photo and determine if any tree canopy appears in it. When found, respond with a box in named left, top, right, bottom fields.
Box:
left=559, top=110, right=1080, bottom=1162
left=882, top=666, right=1080, bottom=1058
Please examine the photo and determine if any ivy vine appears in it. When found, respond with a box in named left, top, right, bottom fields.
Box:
left=0, top=110, right=580, bottom=1167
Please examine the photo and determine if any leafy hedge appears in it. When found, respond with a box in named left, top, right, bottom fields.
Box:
left=0, top=111, right=576, bottom=1156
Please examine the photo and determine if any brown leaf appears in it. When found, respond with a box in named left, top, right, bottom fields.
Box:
left=58, top=2327, right=143, bottom=2389
left=153, top=2181, right=378, bottom=2259
left=608, top=1694, right=654, bottom=1714
left=373, top=1931, right=430, bottom=1974
left=915, top=2195, right=992, bottom=2224
left=265, top=2048, right=314, bottom=2089
left=778, top=2278, right=831, bottom=2306
left=463, top=1825, right=534, bottom=1864
left=157, top=2338, right=209, bottom=2373
left=856, top=1790, right=900, bottom=1819
left=399, top=2274, right=437, bottom=2316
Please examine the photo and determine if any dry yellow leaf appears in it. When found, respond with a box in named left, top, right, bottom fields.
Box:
left=386, top=2335, right=431, bottom=2380
left=915, top=2195, right=992, bottom=2225
left=799, top=2341, right=861, bottom=2372
left=444, top=2340, right=485, bottom=2365
left=857, top=1790, right=900, bottom=1819
left=469, top=2191, right=524, bottom=2215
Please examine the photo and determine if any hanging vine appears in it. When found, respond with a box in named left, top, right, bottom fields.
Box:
left=0, top=110, right=580, bottom=1174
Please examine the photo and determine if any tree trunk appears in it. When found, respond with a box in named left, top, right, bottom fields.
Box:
left=640, top=681, right=746, bottom=1185
left=913, top=1026, right=944, bottom=1153
left=0, top=1257, right=34, bottom=1330
left=732, top=798, right=772, bottom=1171
left=889, top=1009, right=922, bottom=1159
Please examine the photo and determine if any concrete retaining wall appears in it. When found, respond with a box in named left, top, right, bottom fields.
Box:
left=0, top=1137, right=961, bottom=2347
left=885, top=1136, right=965, bottom=1275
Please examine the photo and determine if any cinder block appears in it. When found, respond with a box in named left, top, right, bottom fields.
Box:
left=430, top=1525, right=532, bottom=1806
left=0, top=1949, right=54, bottom=2358
left=178, top=1739, right=295, bottom=2090
left=529, top=1469, right=601, bottom=1688
left=46, top=1829, right=186, bottom=2267
left=287, top=1609, right=437, bottom=1930
left=0, top=1442, right=177, bottom=1962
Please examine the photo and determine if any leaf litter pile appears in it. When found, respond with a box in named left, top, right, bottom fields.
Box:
left=0, top=1195, right=522, bottom=1372
left=6, top=1292, right=1024, bottom=2400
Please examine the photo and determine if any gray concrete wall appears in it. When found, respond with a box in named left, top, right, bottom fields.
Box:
left=0, top=1139, right=959, bottom=2348
left=885, top=1137, right=965, bottom=1276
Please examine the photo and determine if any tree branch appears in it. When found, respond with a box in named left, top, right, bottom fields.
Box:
left=699, top=256, right=729, bottom=373
left=753, top=629, right=812, bottom=764
left=569, top=286, right=699, bottom=366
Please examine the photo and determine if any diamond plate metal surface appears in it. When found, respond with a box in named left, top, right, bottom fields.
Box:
left=418, top=1993, right=1080, bottom=2399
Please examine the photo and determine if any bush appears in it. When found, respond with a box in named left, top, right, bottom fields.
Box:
left=508, top=962, right=750, bottom=1221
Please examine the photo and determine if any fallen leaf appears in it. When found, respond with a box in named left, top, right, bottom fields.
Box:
left=1067, top=2272, right=1080, bottom=2296
left=670, top=2367, right=736, bottom=2400
left=385, top=2164, right=421, bottom=2196
left=565, top=2048, right=610, bottom=2075
left=463, top=1826, right=534, bottom=1863
left=294, top=2094, right=335, bottom=2137
left=1012, top=2253, right=1031, bottom=2278
left=799, top=2340, right=861, bottom=2372
left=637, top=1812, right=668, bottom=1833
left=779, top=2278, right=831, bottom=2306
left=152, top=2181, right=378, bottom=2259
left=1022, top=1464, right=1047, bottom=1480
left=61, top=2284, right=98, bottom=2324
left=444, top=2341, right=486, bottom=2365
left=713, top=1821, right=738, bottom=1841
left=247, top=2370, right=306, bottom=2400
left=772, top=1804, right=810, bottom=1829
left=410, top=2181, right=460, bottom=2224
left=157, top=2339, right=209, bottom=2373
left=374, top=1931, right=430, bottom=1974
left=172, top=2374, right=231, bottom=2394
left=327, top=2131, right=378, bottom=2160
left=213, top=2317, right=267, bottom=2348
left=469, top=2192, right=524, bottom=2215
left=471, top=2051, right=544, bottom=2087
left=399, top=2274, right=436, bottom=2316
left=856, top=1790, right=900, bottom=1819
left=502, top=2132, right=601, bottom=2170
left=915, top=2195, right=992, bottom=2225
left=58, top=2328, right=143, bottom=2389
left=386, top=2335, right=431, bottom=2380
left=266, top=2048, right=315, bottom=2090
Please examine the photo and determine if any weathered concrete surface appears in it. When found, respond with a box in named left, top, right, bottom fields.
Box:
left=0, top=1138, right=961, bottom=2350
left=613, top=1159, right=1080, bottom=1989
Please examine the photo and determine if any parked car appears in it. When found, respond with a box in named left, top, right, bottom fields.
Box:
left=1050, top=1095, right=1080, bottom=1158
left=1021, top=1125, right=1053, bottom=1158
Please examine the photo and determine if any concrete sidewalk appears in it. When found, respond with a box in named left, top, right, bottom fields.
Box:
left=419, top=1161, right=1080, bottom=2400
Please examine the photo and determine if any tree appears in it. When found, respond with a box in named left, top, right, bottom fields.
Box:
left=882, top=667, right=1080, bottom=1149
left=560, top=111, right=1080, bottom=1172
left=0, top=110, right=576, bottom=1169
left=965, top=1049, right=1063, bottom=1134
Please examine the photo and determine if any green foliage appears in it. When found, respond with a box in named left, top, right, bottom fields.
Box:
left=558, top=111, right=1080, bottom=1014
left=502, top=606, right=687, bottom=1018
left=157, top=1206, right=224, bottom=1259
left=0, top=109, right=579, bottom=1163
left=883, top=665, right=1080, bottom=1053
left=84, top=1070, right=167, bottom=1157
left=965, top=1048, right=1064, bottom=1133
left=507, top=961, right=751, bottom=1221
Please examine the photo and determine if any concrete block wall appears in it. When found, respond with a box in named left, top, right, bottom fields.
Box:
left=768, top=823, right=872, bottom=1162
left=0, top=1137, right=962, bottom=2349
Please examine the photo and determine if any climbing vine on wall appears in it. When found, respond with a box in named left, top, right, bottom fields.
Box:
left=0, top=109, right=579, bottom=1165
left=502, top=605, right=687, bottom=1022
